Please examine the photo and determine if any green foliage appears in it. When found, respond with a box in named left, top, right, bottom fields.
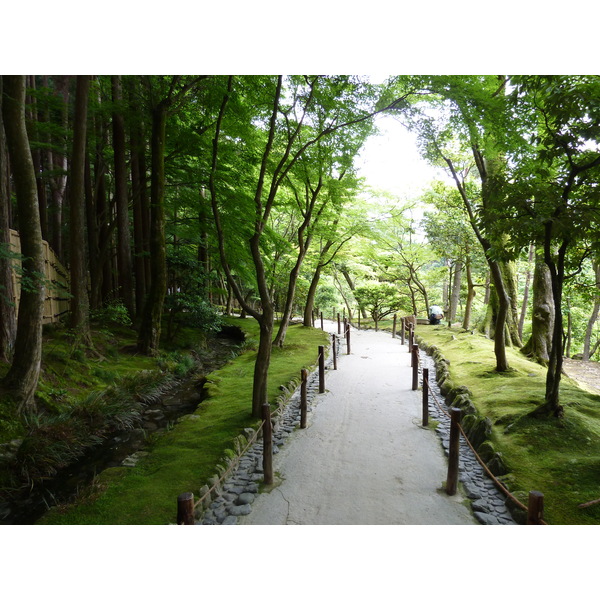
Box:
left=354, top=281, right=405, bottom=324
left=90, top=301, right=132, bottom=326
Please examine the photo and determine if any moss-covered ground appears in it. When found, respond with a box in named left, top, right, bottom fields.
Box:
left=36, top=318, right=329, bottom=524
left=416, top=324, right=600, bottom=525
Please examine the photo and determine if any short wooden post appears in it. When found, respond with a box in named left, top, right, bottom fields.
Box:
left=412, top=344, right=419, bottom=390
left=392, top=314, right=397, bottom=338
left=446, top=408, right=462, bottom=496
left=262, top=403, right=273, bottom=485
left=318, top=345, right=325, bottom=393
left=343, top=307, right=346, bottom=320
left=320, top=311, right=324, bottom=330
left=400, top=317, right=405, bottom=345
left=346, top=323, right=351, bottom=355
left=422, top=367, right=429, bottom=427
left=337, top=312, right=341, bottom=334
left=332, top=334, right=337, bottom=370
left=177, top=492, right=195, bottom=525
left=527, top=491, right=544, bottom=525
left=408, top=323, right=414, bottom=351
left=300, top=368, right=308, bottom=428
left=358, top=313, right=361, bottom=329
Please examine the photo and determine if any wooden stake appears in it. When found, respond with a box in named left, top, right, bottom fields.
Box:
left=527, top=491, right=544, bottom=524
left=262, top=403, right=273, bottom=485
left=422, top=367, right=429, bottom=427
left=177, top=492, right=195, bottom=525
left=446, top=408, right=461, bottom=496
left=318, top=345, right=325, bottom=393
left=300, top=368, right=308, bottom=429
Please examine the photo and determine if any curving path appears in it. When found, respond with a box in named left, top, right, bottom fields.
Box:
left=239, top=322, right=477, bottom=525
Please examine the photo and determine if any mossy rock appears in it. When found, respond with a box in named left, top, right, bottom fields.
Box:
left=451, top=393, right=476, bottom=414
left=462, top=414, right=492, bottom=449
left=448, top=385, right=470, bottom=402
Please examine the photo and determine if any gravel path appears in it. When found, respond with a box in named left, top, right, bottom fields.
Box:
left=237, top=322, right=477, bottom=525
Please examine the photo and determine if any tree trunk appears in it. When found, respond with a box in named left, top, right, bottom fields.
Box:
left=449, top=260, right=462, bottom=323
left=69, top=76, right=92, bottom=340
left=500, top=259, right=522, bottom=347
left=340, top=265, right=367, bottom=319
left=1, top=76, right=45, bottom=412
left=112, top=75, right=135, bottom=319
left=0, top=76, right=17, bottom=361
left=462, top=255, right=475, bottom=330
left=137, top=102, right=167, bottom=355
left=303, top=263, right=324, bottom=327
left=520, top=257, right=554, bottom=364
left=519, top=244, right=535, bottom=338
left=583, top=262, right=600, bottom=361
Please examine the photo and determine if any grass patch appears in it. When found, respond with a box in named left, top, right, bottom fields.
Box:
left=38, top=318, right=329, bottom=524
left=416, top=324, right=600, bottom=524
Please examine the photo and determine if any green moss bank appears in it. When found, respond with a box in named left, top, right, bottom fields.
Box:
left=416, top=324, right=600, bottom=525
left=39, top=319, right=329, bottom=524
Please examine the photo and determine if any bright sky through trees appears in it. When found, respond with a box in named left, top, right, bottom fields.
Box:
left=356, top=113, right=445, bottom=198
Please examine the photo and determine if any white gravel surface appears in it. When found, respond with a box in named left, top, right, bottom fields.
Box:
left=239, top=322, right=477, bottom=525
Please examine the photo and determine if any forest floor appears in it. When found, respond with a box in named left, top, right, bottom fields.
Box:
left=563, top=358, right=600, bottom=394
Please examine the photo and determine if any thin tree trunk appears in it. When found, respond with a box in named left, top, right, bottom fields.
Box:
left=137, top=102, right=167, bottom=355
left=112, top=75, right=135, bottom=319
left=69, top=75, right=92, bottom=341
left=1, top=76, right=45, bottom=412
left=0, top=76, right=17, bottom=361
left=583, top=262, right=600, bottom=361
left=449, top=260, right=462, bottom=323
left=462, top=254, right=475, bottom=330
left=519, top=244, right=535, bottom=338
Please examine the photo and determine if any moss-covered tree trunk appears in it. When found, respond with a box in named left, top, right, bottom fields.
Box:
left=462, top=255, right=476, bottom=330
left=1, top=76, right=45, bottom=412
left=520, top=257, right=554, bottom=364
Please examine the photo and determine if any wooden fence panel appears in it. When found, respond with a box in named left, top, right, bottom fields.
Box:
left=8, top=229, right=70, bottom=323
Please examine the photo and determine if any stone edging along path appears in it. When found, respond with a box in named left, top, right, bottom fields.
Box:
left=196, top=331, right=517, bottom=525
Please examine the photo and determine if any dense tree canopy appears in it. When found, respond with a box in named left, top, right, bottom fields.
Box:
left=1, top=74, right=600, bottom=419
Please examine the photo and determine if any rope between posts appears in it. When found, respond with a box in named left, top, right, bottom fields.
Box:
left=424, top=376, right=546, bottom=523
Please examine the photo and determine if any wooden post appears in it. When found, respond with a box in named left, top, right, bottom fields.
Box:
left=527, top=491, right=544, bottom=525
left=300, top=368, right=308, bottom=429
left=318, top=345, right=325, bottom=393
left=337, top=312, right=341, bottom=334
left=346, top=323, right=351, bottom=355
left=392, top=314, right=397, bottom=338
left=401, top=317, right=405, bottom=345
left=422, top=367, right=429, bottom=427
left=408, top=323, right=414, bottom=351
left=446, top=408, right=461, bottom=496
left=332, top=333, right=337, bottom=370
left=177, top=492, right=195, bottom=525
left=262, top=403, right=273, bottom=485
left=412, top=344, right=419, bottom=391
left=358, top=312, right=361, bottom=329
left=320, top=311, right=323, bottom=330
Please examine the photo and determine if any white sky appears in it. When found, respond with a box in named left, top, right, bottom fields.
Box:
left=356, top=114, right=445, bottom=200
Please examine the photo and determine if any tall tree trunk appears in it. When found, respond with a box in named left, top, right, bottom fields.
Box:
left=69, top=76, right=92, bottom=340
left=111, top=75, right=135, bottom=319
left=339, top=265, right=367, bottom=319
left=137, top=102, right=167, bottom=355
left=520, top=257, right=554, bottom=364
left=1, top=76, right=45, bottom=412
left=48, top=75, right=70, bottom=262
left=0, top=76, right=17, bottom=361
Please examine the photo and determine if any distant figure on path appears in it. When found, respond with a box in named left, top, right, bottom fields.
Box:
left=429, top=305, right=443, bottom=325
